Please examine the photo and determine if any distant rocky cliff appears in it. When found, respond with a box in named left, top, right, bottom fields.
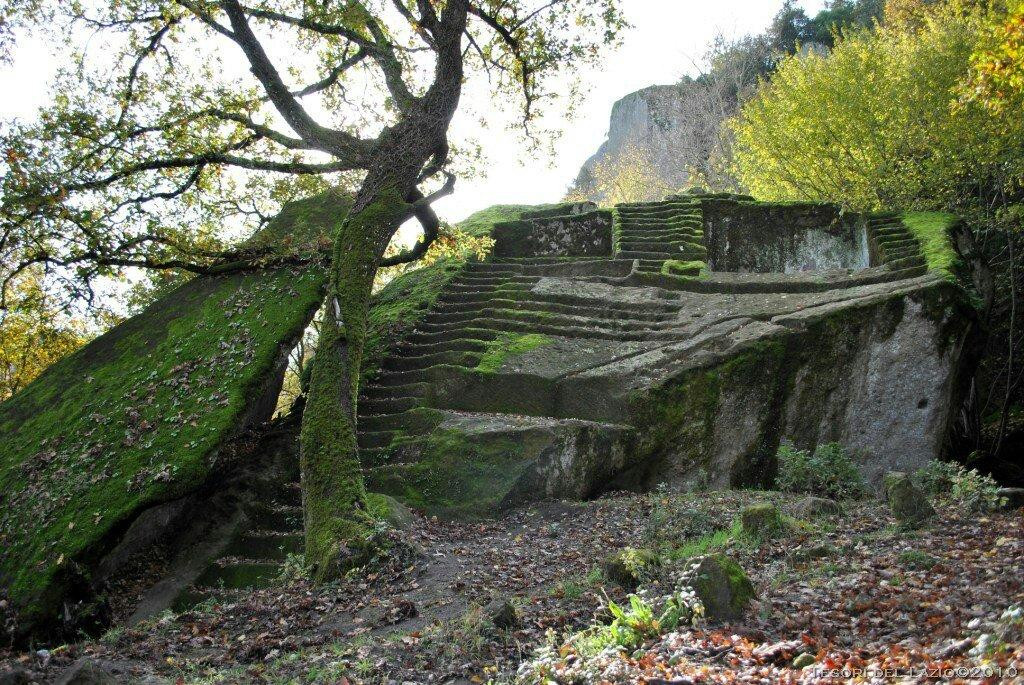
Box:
left=571, top=84, right=692, bottom=202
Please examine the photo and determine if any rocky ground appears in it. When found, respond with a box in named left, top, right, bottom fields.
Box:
left=1, top=489, right=1021, bottom=684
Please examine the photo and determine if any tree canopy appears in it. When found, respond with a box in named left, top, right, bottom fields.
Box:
left=0, top=0, right=624, bottom=310
left=729, top=0, right=1023, bottom=212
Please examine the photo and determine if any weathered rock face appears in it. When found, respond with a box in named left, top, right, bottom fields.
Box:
left=572, top=84, right=692, bottom=202
left=700, top=199, right=869, bottom=273
left=491, top=208, right=611, bottom=259
left=357, top=194, right=975, bottom=513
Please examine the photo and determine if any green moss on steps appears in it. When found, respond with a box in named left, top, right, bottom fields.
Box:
left=900, top=212, right=962, bottom=282
left=661, top=260, right=708, bottom=277
left=475, top=333, right=552, bottom=373
left=361, top=201, right=587, bottom=382
left=363, top=260, right=465, bottom=384
left=0, top=191, right=347, bottom=638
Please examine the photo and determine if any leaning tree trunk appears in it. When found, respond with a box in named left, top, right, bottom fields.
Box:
left=299, top=0, right=469, bottom=581
left=300, top=186, right=408, bottom=580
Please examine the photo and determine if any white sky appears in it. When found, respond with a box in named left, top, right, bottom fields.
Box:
left=0, top=0, right=826, bottom=227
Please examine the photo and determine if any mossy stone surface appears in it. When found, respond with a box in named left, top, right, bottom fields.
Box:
left=457, top=202, right=592, bottom=240
left=365, top=492, right=415, bottom=531
left=601, top=547, right=659, bottom=589
left=738, top=503, right=785, bottom=540
left=883, top=471, right=936, bottom=526
left=900, top=212, right=962, bottom=283
left=0, top=191, right=347, bottom=639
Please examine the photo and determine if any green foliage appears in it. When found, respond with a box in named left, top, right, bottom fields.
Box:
left=517, top=587, right=704, bottom=682
left=417, top=604, right=492, bottom=665
left=963, top=0, right=1024, bottom=113
left=731, top=2, right=1024, bottom=212
left=669, top=525, right=737, bottom=561
left=1, top=0, right=626, bottom=314
left=0, top=269, right=88, bottom=401
left=574, top=591, right=701, bottom=657
left=277, top=553, right=310, bottom=583
left=913, top=460, right=1007, bottom=512
left=776, top=442, right=867, bottom=500
left=475, top=333, right=551, bottom=373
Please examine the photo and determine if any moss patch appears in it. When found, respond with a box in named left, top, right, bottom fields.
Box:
left=661, top=260, right=708, bottom=277
left=475, top=333, right=551, bottom=373
left=688, top=553, right=756, bottom=620
left=630, top=339, right=786, bottom=486
left=900, top=212, right=962, bottom=282
left=0, top=192, right=347, bottom=638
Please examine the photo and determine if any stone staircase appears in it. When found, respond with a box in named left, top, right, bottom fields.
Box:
left=354, top=257, right=687, bottom=468
left=866, top=214, right=928, bottom=273
left=613, top=197, right=707, bottom=274
left=171, top=475, right=304, bottom=611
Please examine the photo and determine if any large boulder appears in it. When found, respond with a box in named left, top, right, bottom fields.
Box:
left=363, top=202, right=975, bottom=516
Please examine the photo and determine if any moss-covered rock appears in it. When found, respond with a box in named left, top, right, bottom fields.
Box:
left=0, top=191, right=347, bottom=641
left=365, top=492, right=415, bottom=531
left=884, top=471, right=936, bottom=526
left=738, top=503, right=785, bottom=540
left=366, top=414, right=637, bottom=518
left=680, top=553, right=755, bottom=621
left=900, top=212, right=964, bottom=283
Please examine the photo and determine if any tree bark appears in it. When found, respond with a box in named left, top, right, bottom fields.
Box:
left=299, top=0, right=469, bottom=580
left=299, top=185, right=408, bottom=579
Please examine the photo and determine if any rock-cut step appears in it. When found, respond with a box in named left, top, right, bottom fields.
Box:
left=171, top=481, right=305, bottom=611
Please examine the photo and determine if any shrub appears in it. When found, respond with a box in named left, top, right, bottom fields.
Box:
left=913, top=461, right=1006, bottom=512
left=898, top=549, right=939, bottom=570
left=776, top=442, right=866, bottom=500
